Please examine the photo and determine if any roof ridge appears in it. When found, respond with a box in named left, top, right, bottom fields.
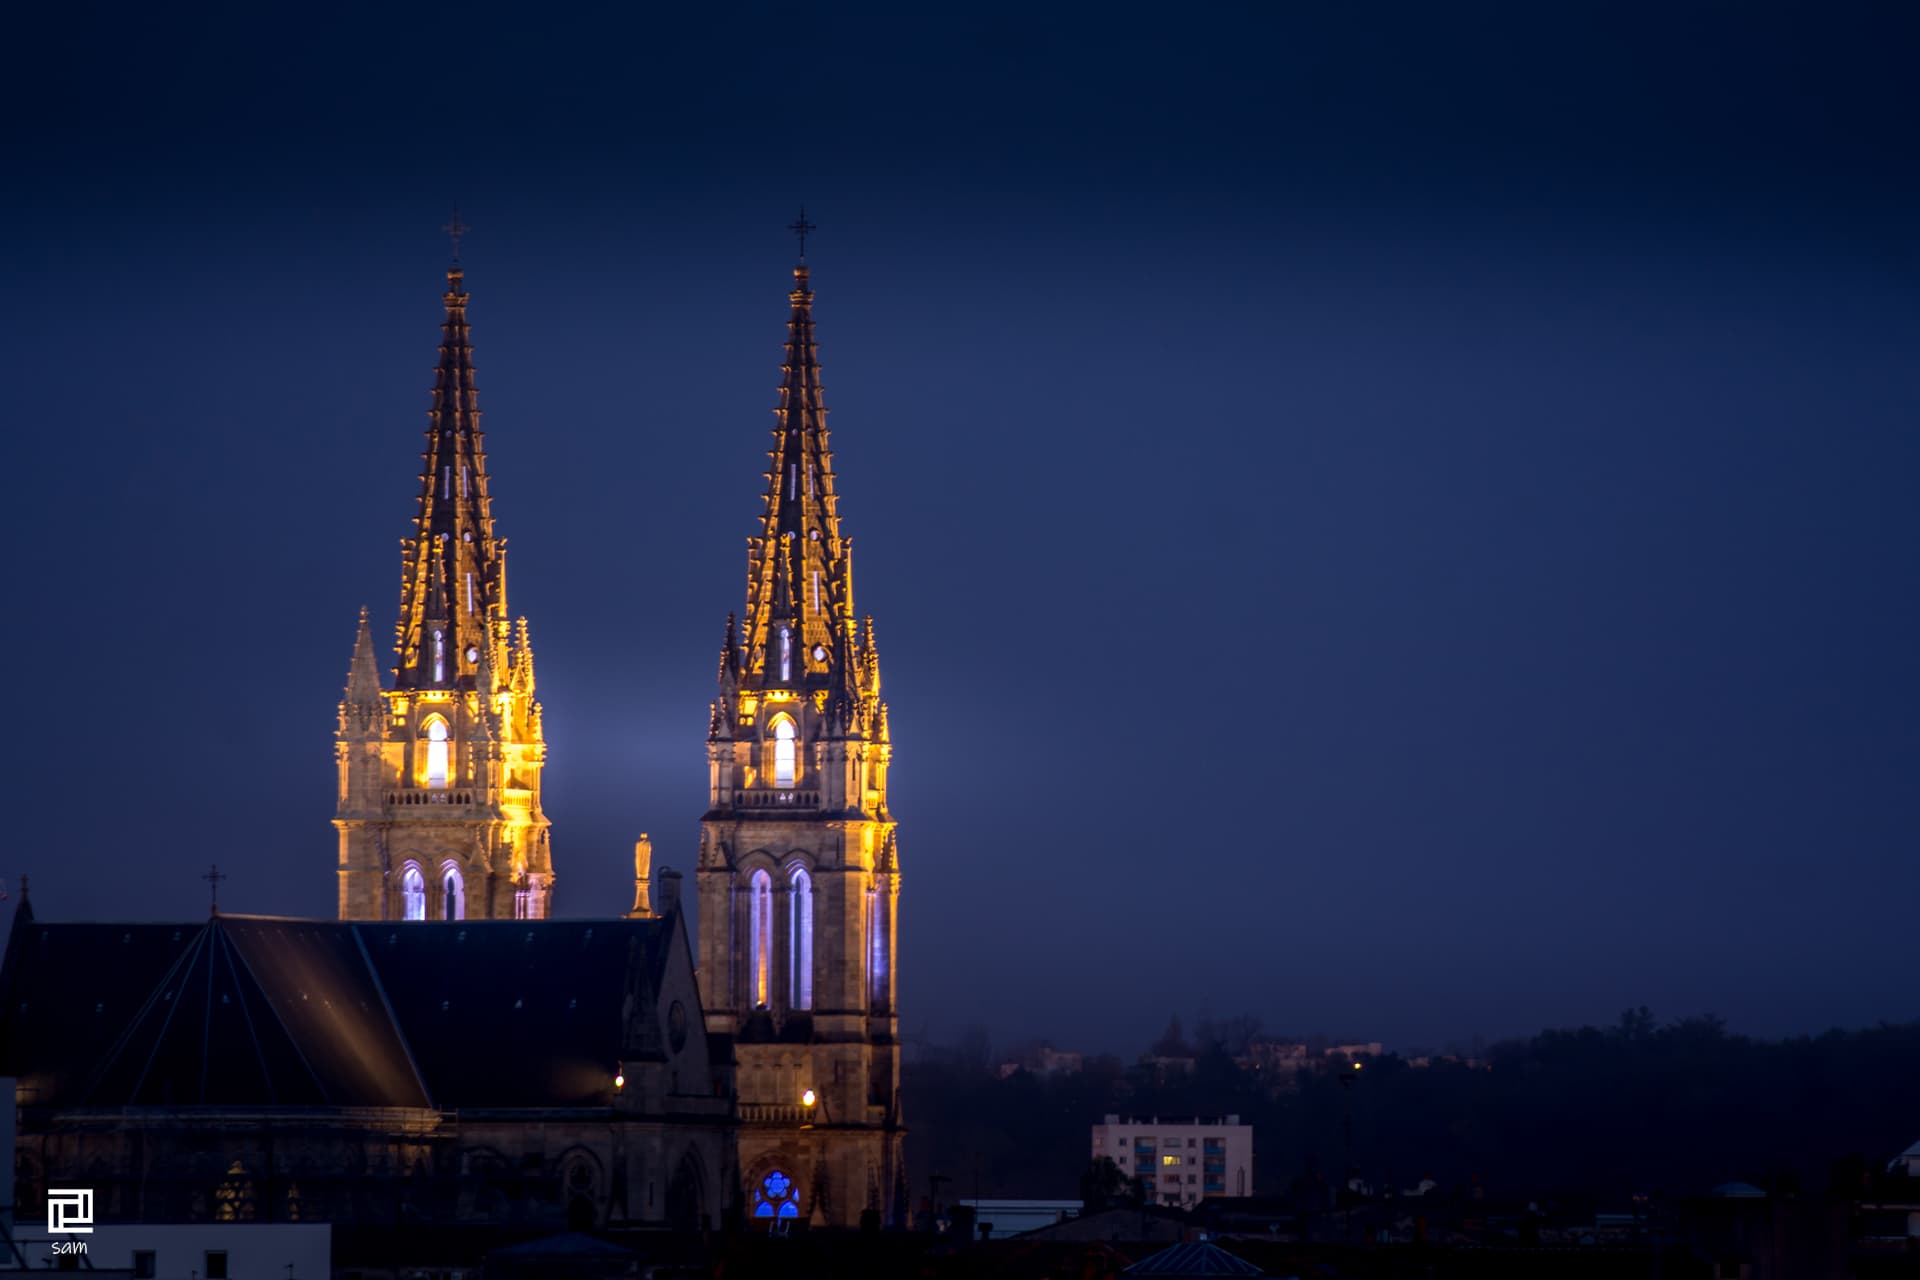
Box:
left=82, top=922, right=208, bottom=1104
left=217, top=920, right=332, bottom=1106
left=125, top=923, right=214, bottom=1104
left=351, top=925, right=435, bottom=1108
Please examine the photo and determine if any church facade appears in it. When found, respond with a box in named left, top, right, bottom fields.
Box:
left=2, top=237, right=904, bottom=1234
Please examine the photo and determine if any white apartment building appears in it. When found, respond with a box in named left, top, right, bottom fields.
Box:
left=1091, top=1114, right=1252, bottom=1207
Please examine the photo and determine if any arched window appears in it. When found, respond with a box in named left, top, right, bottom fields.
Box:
left=868, top=885, right=888, bottom=1007
left=788, top=867, right=813, bottom=1011
left=424, top=717, right=450, bottom=789
left=748, top=869, right=773, bottom=1008
left=772, top=717, right=796, bottom=789
left=751, top=1169, right=801, bottom=1219
left=401, top=864, right=426, bottom=921
left=441, top=863, right=465, bottom=921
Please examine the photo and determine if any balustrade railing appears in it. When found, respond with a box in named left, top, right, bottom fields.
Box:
left=386, top=788, right=477, bottom=807
left=731, top=789, right=820, bottom=809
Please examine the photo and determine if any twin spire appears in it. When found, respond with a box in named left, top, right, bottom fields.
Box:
left=382, top=220, right=870, bottom=709
left=732, top=261, right=860, bottom=696
left=393, top=262, right=510, bottom=691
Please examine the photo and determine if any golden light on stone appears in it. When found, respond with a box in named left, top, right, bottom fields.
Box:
left=332, top=262, right=554, bottom=923
left=696, top=252, right=903, bottom=1227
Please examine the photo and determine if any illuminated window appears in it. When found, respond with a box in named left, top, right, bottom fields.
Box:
left=442, top=864, right=464, bottom=921
left=751, top=1169, right=801, bottom=1219
left=772, top=717, right=796, bottom=789
left=789, top=867, right=813, bottom=1010
left=867, top=886, right=887, bottom=1006
left=401, top=864, right=426, bottom=921
left=431, top=628, right=446, bottom=683
left=778, top=626, right=792, bottom=681
left=424, top=717, right=450, bottom=788
left=749, top=869, right=773, bottom=1008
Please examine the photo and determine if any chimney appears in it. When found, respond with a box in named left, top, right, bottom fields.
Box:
left=657, top=866, right=683, bottom=917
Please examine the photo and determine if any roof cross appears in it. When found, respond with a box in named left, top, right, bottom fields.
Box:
left=442, top=208, right=471, bottom=264
left=788, top=207, right=816, bottom=260
left=202, top=863, right=227, bottom=916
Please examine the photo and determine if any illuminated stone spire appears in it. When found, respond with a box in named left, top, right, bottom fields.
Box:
left=393, top=260, right=509, bottom=691
left=338, top=607, right=384, bottom=737
left=738, top=260, right=856, bottom=693
left=697, top=233, right=904, bottom=1227
left=333, top=246, right=553, bottom=923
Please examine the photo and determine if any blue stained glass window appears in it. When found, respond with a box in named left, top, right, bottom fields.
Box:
left=752, top=1169, right=801, bottom=1221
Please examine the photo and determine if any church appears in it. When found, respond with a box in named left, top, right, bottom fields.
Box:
left=0, top=230, right=904, bottom=1232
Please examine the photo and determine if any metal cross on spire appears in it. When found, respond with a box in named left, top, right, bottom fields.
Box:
left=202, top=863, right=227, bottom=915
left=442, top=208, right=471, bottom=265
left=788, top=207, right=817, bottom=260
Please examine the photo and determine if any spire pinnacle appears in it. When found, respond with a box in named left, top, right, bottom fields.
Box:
left=393, top=258, right=507, bottom=690
left=344, top=606, right=382, bottom=705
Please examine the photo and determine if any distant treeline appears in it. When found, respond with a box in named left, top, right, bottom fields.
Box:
left=902, top=1010, right=1920, bottom=1204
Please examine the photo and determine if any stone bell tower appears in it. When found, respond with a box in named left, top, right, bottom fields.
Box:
left=696, top=238, right=904, bottom=1227
left=333, top=248, right=555, bottom=922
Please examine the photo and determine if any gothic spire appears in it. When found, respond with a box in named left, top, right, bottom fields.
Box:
left=739, top=254, right=855, bottom=692
left=344, top=607, right=382, bottom=703
left=394, top=259, right=509, bottom=690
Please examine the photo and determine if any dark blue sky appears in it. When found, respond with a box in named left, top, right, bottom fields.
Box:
left=4, top=2, right=1916, bottom=1054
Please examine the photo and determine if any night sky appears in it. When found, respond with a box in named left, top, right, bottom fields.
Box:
left=5, top=2, right=1916, bottom=1054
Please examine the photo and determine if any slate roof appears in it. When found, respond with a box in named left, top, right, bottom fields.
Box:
left=362, top=918, right=674, bottom=1108
left=0, top=907, right=678, bottom=1111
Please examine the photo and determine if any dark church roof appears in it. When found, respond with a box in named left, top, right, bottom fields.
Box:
left=0, top=909, right=679, bottom=1111
left=362, top=918, right=675, bottom=1108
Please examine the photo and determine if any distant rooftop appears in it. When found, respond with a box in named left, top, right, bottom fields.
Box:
left=1102, top=1114, right=1244, bottom=1126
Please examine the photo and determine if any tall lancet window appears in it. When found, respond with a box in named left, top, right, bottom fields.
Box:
left=772, top=717, right=797, bottom=789
left=748, top=869, right=773, bottom=1008
left=779, top=626, right=792, bottom=681
left=441, top=864, right=465, bottom=921
left=789, top=867, right=813, bottom=1010
left=868, top=886, right=887, bottom=1006
left=424, top=717, right=450, bottom=788
left=401, top=864, right=426, bottom=921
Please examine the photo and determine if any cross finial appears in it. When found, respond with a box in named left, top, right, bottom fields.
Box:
left=442, top=208, right=471, bottom=265
left=202, top=863, right=227, bottom=915
left=788, top=207, right=816, bottom=260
